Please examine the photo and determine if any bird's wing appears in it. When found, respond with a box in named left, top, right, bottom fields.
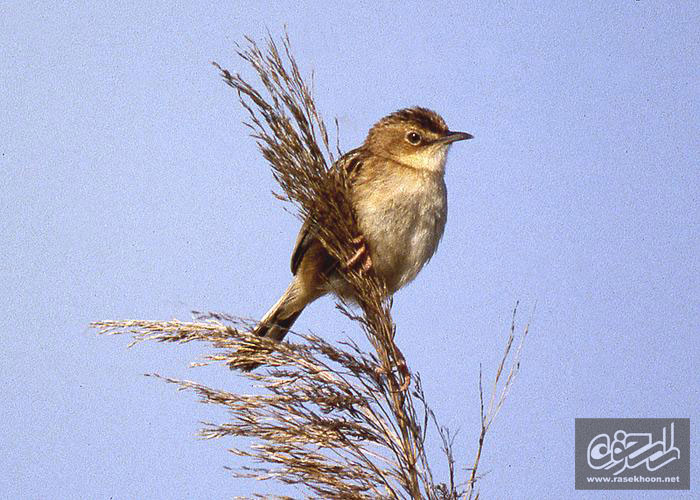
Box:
left=289, top=148, right=365, bottom=275
left=290, top=219, right=314, bottom=274
left=334, top=147, right=365, bottom=178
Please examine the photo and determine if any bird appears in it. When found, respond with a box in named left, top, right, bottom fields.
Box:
left=246, top=107, right=472, bottom=363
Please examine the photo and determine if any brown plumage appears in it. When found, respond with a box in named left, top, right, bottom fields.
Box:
left=244, top=107, right=472, bottom=368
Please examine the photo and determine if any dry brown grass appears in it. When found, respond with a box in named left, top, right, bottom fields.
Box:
left=92, top=33, right=529, bottom=499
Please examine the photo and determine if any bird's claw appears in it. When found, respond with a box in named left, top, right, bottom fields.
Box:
left=373, top=359, right=411, bottom=393
left=345, top=236, right=372, bottom=272
left=397, top=358, right=411, bottom=392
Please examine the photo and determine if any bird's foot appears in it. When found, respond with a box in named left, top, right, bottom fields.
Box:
left=397, top=358, right=410, bottom=392
left=345, top=235, right=372, bottom=273
left=373, top=356, right=411, bottom=393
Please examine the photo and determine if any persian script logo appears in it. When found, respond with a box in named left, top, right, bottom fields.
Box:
left=575, top=418, right=690, bottom=490
left=587, top=423, right=681, bottom=475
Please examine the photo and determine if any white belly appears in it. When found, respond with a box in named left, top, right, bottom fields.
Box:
left=355, top=173, right=447, bottom=293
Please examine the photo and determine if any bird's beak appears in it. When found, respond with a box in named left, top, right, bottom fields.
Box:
left=435, top=131, right=474, bottom=144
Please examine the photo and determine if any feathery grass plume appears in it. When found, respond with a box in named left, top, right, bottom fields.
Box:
left=92, top=33, right=529, bottom=498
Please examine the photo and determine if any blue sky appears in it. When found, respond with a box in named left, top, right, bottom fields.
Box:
left=2, top=2, right=698, bottom=498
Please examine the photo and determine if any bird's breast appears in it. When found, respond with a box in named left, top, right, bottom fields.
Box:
left=354, top=172, right=447, bottom=293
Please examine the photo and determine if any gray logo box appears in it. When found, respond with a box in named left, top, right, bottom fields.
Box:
left=575, top=418, right=689, bottom=490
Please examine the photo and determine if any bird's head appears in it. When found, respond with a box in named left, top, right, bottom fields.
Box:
left=363, top=107, right=473, bottom=173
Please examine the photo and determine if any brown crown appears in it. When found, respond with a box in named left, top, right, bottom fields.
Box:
left=369, top=107, right=449, bottom=137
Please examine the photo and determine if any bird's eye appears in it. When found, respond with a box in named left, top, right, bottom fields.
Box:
left=406, top=131, right=422, bottom=145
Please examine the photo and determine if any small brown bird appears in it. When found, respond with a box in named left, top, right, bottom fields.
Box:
left=251, top=107, right=472, bottom=351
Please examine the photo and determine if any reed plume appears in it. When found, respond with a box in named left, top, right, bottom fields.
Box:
left=92, top=33, right=528, bottom=499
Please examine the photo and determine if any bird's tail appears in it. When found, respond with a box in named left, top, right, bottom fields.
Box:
left=237, top=280, right=306, bottom=371
left=255, top=281, right=305, bottom=342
